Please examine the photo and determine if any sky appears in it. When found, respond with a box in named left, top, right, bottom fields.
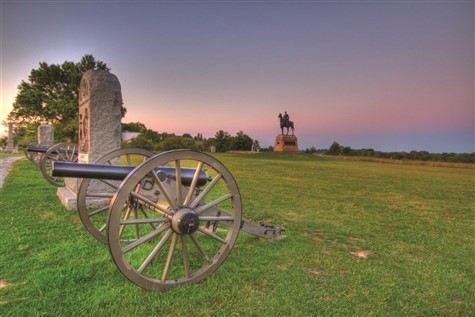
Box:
left=1, top=0, right=473, bottom=153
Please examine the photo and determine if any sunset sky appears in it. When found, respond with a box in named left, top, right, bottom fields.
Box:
left=1, top=1, right=473, bottom=152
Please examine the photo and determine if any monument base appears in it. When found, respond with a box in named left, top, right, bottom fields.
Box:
left=274, top=135, right=299, bottom=152
left=56, top=187, right=78, bottom=211
left=5, top=141, right=15, bottom=153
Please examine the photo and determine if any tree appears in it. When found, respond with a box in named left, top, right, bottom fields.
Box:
left=0, top=135, right=7, bottom=148
left=194, top=133, right=204, bottom=141
left=156, top=136, right=198, bottom=151
left=252, top=140, right=261, bottom=152
left=122, top=135, right=155, bottom=151
left=122, top=122, right=146, bottom=133
left=231, top=130, right=253, bottom=151
left=327, top=141, right=342, bottom=155
left=7, top=54, right=126, bottom=142
left=214, top=130, right=232, bottom=152
left=139, top=129, right=164, bottom=143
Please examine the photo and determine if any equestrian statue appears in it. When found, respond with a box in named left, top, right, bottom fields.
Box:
left=278, top=111, right=295, bottom=135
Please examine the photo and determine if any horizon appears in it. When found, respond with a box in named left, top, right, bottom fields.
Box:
left=1, top=1, right=473, bottom=153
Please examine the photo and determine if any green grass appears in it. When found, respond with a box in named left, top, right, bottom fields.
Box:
left=0, top=152, right=23, bottom=158
left=1, top=152, right=473, bottom=316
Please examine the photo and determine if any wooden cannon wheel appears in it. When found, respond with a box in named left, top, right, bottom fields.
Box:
left=77, top=148, right=155, bottom=244
left=107, top=150, right=242, bottom=290
left=24, top=144, right=41, bottom=167
left=40, top=142, right=78, bottom=187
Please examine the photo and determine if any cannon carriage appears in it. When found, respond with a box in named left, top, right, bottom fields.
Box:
left=29, top=147, right=286, bottom=290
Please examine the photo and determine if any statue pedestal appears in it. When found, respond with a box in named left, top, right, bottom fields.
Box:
left=274, top=135, right=299, bottom=152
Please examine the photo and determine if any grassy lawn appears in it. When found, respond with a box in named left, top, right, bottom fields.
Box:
left=0, top=152, right=473, bottom=316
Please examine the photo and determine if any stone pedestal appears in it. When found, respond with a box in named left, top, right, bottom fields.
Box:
left=57, top=70, right=122, bottom=210
left=274, top=135, right=299, bottom=152
left=5, top=122, right=15, bottom=153
left=38, top=124, right=54, bottom=146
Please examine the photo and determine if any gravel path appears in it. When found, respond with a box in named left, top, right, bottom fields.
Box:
left=0, top=156, right=24, bottom=188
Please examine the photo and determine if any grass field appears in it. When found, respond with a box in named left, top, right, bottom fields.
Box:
left=0, top=152, right=473, bottom=316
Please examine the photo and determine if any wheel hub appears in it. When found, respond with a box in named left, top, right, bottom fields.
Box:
left=171, top=208, right=200, bottom=234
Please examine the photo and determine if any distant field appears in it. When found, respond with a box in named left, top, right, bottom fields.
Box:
left=0, top=152, right=473, bottom=316
left=318, top=154, right=475, bottom=169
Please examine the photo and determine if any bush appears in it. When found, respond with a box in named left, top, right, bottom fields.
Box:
left=156, top=136, right=198, bottom=151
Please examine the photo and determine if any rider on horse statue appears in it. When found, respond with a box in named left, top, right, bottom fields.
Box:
left=278, top=111, right=295, bottom=135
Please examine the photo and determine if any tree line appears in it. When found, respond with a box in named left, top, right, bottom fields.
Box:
left=122, top=122, right=258, bottom=152
left=304, top=142, right=475, bottom=164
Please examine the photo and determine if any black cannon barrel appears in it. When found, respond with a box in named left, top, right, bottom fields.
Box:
left=26, top=145, right=78, bottom=155
left=25, top=145, right=51, bottom=153
left=52, top=161, right=210, bottom=187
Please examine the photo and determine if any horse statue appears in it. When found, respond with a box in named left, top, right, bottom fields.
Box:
left=278, top=113, right=295, bottom=135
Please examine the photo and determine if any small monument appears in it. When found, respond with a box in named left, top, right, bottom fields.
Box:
left=57, top=70, right=123, bottom=210
left=5, top=122, right=15, bottom=153
left=274, top=112, right=299, bottom=152
left=38, top=124, right=54, bottom=146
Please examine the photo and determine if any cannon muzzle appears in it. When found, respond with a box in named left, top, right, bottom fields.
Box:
left=52, top=161, right=210, bottom=187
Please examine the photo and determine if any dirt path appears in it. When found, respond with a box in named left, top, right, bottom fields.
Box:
left=0, top=156, right=24, bottom=188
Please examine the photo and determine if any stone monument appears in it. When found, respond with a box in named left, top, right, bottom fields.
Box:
left=5, top=122, right=15, bottom=153
left=274, top=112, right=299, bottom=152
left=38, top=124, right=54, bottom=146
left=57, top=70, right=123, bottom=210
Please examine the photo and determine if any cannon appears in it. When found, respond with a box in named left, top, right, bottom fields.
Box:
left=25, top=142, right=78, bottom=186
left=50, top=149, right=285, bottom=291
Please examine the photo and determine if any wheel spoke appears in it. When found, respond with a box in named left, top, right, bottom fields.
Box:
left=54, top=176, right=63, bottom=184
left=130, top=191, right=173, bottom=217
left=133, top=208, right=140, bottom=240
left=123, top=223, right=170, bottom=253
left=195, top=194, right=233, bottom=215
left=120, top=217, right=169, bottom=225
left=67, top=147, right=76, bottom=161
left=137, top=228, right=173, bottom=273
left=181, top=235, right=190, bottom=278
left=190, top=173, right=222, bottom=209
left=119, top=206, right=133, bottom=238
left=88, top=205, right=109, bottom=217
left=151, top=171, right=178, bottom=210
left=161, top=233, right=178, bottom=281
left=197, top=227, right=228, bottom=244
left=199, top=216, right=234, bottom=222
left=175, top=160, right=182, bottom=206
left=86, top=193, right=115, bottom=198
left=140, top=205, right=157, bottom=230
left=98, top=223, right=107, bottom=233
left=183, top=161, right=204, bottom=207
left=189, top=233, right=211, bottom=264
left=57, top=151, right=68, bottom=162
